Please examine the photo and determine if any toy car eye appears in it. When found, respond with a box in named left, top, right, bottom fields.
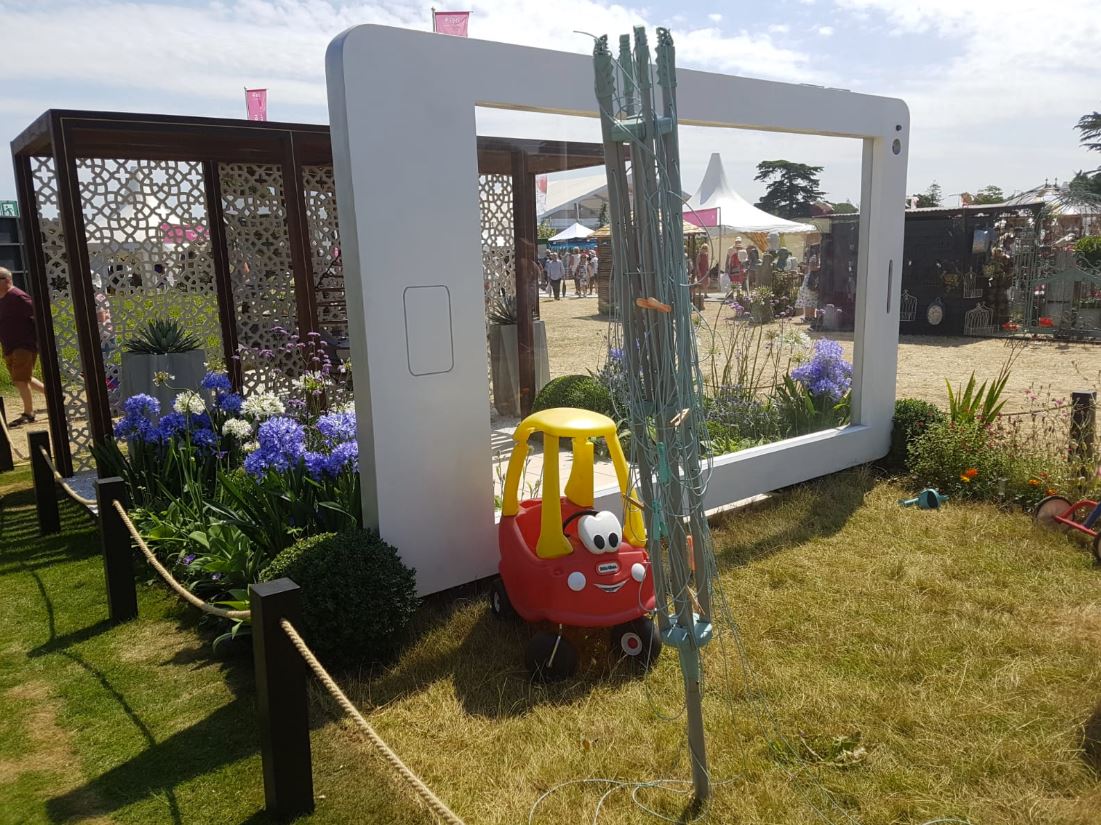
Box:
left=579, top=511, right=623, bottom=554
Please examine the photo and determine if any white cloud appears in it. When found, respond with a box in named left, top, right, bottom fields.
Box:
left=817, top=25, right=834, bottom=36
left=768, top=23, right=790, bottom=34
left=707, top=12, right=722, bottom=22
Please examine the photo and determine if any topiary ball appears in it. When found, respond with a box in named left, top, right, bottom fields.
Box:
left=887, top=398, right=945, bottom=472
left=261, top=530, right=418, bottom=667
left=532, top=374, right=615, bottom=419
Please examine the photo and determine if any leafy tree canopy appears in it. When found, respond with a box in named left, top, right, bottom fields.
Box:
left=914, top=182, right=943, bottom=208
left=829, top=200, right=858, bottom=214
left=970, top=185, right=1005, bottom=205
left=537, top=220, right=557, bottom=241
left=754, top=160, right=824, bottom=219
left=1077, top=110, right=1101, bottom=153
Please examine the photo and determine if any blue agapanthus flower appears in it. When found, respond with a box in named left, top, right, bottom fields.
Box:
left=790, top=339, right=852, bottom=402
left=325, top=440, right=358, bottom=476
left=200, top=371, right=232, bottom=393
left=303, top=450, right=328, bottom=481
left=123, top=394, right=160, bottom=418
left=316, top=411, right=357, bottom=445
left=158, top=412, right=188, bottom=439
left=216, top=392, right=243, bottom=415
left=190, top=427, right=218, bottom=450
left=114, top=414, right=159, bottom=443
left=244, top=416, right=307, bottom=477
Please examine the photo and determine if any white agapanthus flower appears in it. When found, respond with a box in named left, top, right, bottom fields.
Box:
left=242, top=440, right=260, bottom=454
left=222, top=418, right=253, bottom=440
left=173, top=390, right=206, bottom=415
left=242, top=392, right=285, bottom=418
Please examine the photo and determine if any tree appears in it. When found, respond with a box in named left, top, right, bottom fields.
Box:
left=970, top=185, right=1005, bottom=205
left=914, top=182, right=942, bottom=208
left=829, top=200, right=858, bottom=214
left=754, top=160, right=824, bottom=219
left=1077, top=110, right=1101, bottom=153
left=598, top=202, right=609, bottom=226
left=1070, top=170, right=1101, bottom=198
left=537, top=220, right=557, bottom=241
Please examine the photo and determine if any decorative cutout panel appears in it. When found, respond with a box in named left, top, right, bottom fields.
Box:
left=76, top=158, right=222, bottom=413
left=479, top=174, right=515, bottom=310
left=31, top=157, right=94, bottom=470
left=301, top=166, right=347, bottom=342
left=219, top=162, right=299, bottom=396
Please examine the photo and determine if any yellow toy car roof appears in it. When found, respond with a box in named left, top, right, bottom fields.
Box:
left=513, top=408, right=618, bottom=441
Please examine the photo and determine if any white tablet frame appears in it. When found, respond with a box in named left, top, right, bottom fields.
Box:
left=326, top=25, right=909, bottom=595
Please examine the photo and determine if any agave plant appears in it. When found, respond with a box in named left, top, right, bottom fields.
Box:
left=124, top=318, right=203, bottom=354
left=487, top=288, right=518, bottom=325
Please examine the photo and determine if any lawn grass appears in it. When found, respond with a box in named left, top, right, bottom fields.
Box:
left=2, top=466, right=1099, bottom=824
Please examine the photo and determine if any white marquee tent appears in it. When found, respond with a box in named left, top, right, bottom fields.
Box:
left=687, top=153, right=816, bottom=235
left=548, top=221, right=595, bottom=242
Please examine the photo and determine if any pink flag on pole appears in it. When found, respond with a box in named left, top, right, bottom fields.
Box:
left=432, top=10, right=470, bottom=36
left=684, top=207, right=720, bottom=228
left=245, top=88, right=268, bottom=121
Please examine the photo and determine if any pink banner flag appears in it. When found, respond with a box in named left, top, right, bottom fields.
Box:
left=245, top=88, right=268, bottom=121
left=160, top=222, right=208, bottom=245
left=432, top=10, right=470, bottom=36
left=684, top=207, right=720, bottom=227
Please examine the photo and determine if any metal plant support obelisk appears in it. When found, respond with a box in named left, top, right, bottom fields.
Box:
left=594, top=28, right=714, bottom=804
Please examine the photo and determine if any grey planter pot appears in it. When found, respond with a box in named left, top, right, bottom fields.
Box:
left=489, top=320, right=549, bottom=416
left=120, top=350, right=208, bottom=411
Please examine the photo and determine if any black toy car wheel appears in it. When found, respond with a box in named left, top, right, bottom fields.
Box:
left=610, top=617, right=662, bottom=671
left=488, top=577, right=515, bottom=619
left=524, top=632, right=578, bottom=682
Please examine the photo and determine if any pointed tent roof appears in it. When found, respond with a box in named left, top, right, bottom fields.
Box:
left=687, top=153, right=816, bottom=234
left=548, top=222, right=595, bottom=242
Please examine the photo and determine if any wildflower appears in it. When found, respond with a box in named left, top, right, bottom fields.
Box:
left=1046, top=487, right=1057, bottom=496
left=242, top=392, right=285, bottom=418
left=962, top=468, right=978, bottom=479
left=316, top=411, right=357, bottom=444
left=291, top=371, right=328, bottom=394
left=1028, top=478, right=1040, bottom=486
left=173, top=391, right=206, bottom=416
left=222, top=418, right=253, bottom=440
left=959, top=474, right=972, bottom=483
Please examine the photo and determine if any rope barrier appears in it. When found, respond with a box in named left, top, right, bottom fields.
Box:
left=37, top=445, right=98, bottom=509
left=112, top=500, right=251, bottom=621
left=0, top=413, right=28, bottom=461
left=279, top=618, right=466, bottom=825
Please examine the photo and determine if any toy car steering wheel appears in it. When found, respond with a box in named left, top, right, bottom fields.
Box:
left=561, top=509, right=599, bottom=536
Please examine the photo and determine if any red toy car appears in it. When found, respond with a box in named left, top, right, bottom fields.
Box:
left=490, top=408, right=660, bottom=680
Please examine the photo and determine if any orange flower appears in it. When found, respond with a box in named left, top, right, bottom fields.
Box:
left=962, top=468, right=979, bottom=479
left=1046, top=487, right=1058, bottom=496
left=1028, top=478, right=1040, bottom=486
left=960, top=474, right=972, bottom=483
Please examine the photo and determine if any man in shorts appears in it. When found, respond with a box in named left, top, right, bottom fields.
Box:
left=0, top=267, right=45, bottom=426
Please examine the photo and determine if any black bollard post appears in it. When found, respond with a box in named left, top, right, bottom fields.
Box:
left=250, top=578, right=314, bottom=819
left=95, top=477, right=138, bottom=623
left=0, top=398, right=13, bottom=473
left=29, top=431, right=59, bottom=535
left=1070, top=390, right=1096, bottom=467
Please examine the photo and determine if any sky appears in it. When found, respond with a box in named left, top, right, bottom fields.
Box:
left=0, top=0, right=1099, bottom=207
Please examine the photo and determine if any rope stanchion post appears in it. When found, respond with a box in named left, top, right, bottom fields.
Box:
left=0, top=398, right=14, bottom=473
left=250, top=578, right=314, bottom=819
left=96, top=477, right=138, bottom=624
left=29, top=431, right=59, bottom=535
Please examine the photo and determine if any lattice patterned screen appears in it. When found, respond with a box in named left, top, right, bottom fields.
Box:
left=219, top=162, right=299, bottom=396
left=301, top=166, right=346, bottom=343
left=76, top=158, right=222, bottom=414
left=31, top=157, right=94, bottom=470
left=479, top=174, right=515, bottom=311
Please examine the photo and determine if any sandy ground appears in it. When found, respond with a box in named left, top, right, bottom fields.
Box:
left=535, top=292, right=1101, bottom=413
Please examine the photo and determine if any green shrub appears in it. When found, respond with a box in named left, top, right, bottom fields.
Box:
left=261, top=530, right=418, bottom=666
left=908, top=419, right=1013, bottom=500
left=532, top=374, right=615, bottom=419
left=888, top=398, right=945, bottom=471
left=1076, top=236, right=1101, bottom=270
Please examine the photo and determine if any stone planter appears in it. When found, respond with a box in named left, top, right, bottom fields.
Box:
left=489, top=320, right=549, bottom=416
left=120, top=350, right=207, bottom=410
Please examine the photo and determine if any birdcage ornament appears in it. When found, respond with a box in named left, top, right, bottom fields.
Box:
left=899, top=289, right=917, bottom=322
left=961, top=271, right=984, bottom=299
left=963, top=301, right=995, bottom=336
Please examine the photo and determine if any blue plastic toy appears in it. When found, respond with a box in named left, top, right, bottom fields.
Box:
left=899, top=488, right=948, bottom=510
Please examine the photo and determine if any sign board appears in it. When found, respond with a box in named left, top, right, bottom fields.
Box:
left=0, top=201, right=18, bottom=217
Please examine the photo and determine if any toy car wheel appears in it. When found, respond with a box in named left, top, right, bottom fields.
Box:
left=1092, top=533, right=1101, bottom=565
left=488, top=578, right=516, bottom=620
left=524, top=632, right=578, bottom=682
left=610, top=618, right=661, bottom=671
left=1035, top=495, right=1072, bottom=532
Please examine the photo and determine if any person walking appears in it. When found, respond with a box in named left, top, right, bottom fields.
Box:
left=545, top=252, right=566, bottom=300
left=567, top=246, right=582, bottom=296
left=587, top=250, right=599, bottom=296
left=0, top=267, right=45, bottom=426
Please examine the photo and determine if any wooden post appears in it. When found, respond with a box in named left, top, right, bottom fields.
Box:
left=203, top=160, right=244, bottom=391
left=95, top=477, right=138, bottom=623
left=251, top=579, right=314, bottom=819
left=29, top=430, right=59, bottom=535
left=511, top=150, right=537, bottom=417
left=1070, top=390, right=1096, bottom=466
left=0, top=398, right=13, bottom=472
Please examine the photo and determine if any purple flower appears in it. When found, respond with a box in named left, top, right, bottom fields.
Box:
left=303, top=450, right=327, bottom=480
left=317, top=411, right=357, bottom=444
left=200, top=371, right=232, bottom=392
left=245, top=416, right=306, bottom=477
left=182, top=554, right=196, bottom=566
left=123, top=394, right=160, bottom=418
left=326, top=440, right=359, bottom=476
left=217, top=392, right=243, bottom=414
left=790, top=339, right=852, bottom=403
